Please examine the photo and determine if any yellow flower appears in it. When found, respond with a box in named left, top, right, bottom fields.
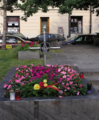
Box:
left=44, top=83, right=48, bottom=87
left=43, top=79, right=47, bottom=83
left=34, top=84, right=40, bottom=90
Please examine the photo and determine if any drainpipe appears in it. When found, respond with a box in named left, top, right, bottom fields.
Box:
left=67, top=14, right=71, bottom=38
left=89, top=6, right=92, bottom=34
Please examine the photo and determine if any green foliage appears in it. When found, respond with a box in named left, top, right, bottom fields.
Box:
left=1, top=0, right=99, bottom=20
left=4, top=64, right=88, bottom=98
left=20, top=77, right=58, bottom=97
left=19, top=44, right=30, bottom=51
left=0, top=49, right=44, bottom=82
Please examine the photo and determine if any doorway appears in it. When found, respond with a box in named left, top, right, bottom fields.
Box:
left=40, top=17, right=49, bottom=34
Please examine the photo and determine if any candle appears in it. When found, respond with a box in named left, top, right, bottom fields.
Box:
left=87, top=83, right=92, bottom=93
left=10, top=89, right=15, bottom=100
left=59, top=89, right=63, bottom=99
left=79, top=72, right=84, bottom=79
left=15, top=88, right=21, bottom=100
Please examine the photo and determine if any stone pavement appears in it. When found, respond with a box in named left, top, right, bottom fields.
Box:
left=47, top=44, right=99, bottom=72
left=47, top=44, right=99, bottom=91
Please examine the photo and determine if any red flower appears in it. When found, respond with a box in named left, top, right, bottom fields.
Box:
left=22, top=44, right=24, bottom=47
left=36, top=43, right=38, bottom=45
left=39, top=82, right=44, bottom=88
left=37, top=41, right=39, bottom=43
left=30, top=44, right=33, bottom=47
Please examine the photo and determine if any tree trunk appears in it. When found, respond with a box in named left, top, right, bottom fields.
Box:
left=2, top=0, right=6, bottom=50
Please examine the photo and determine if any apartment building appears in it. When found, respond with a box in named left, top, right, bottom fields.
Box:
left=0, top=7, right=99, bottom=38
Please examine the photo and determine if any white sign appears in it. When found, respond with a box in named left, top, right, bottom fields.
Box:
left=15, top=22, right=19, bottom=26
left=43, top=25, right=46, bottom=29
left=58, top=27, right=63, bottom=35
left=8, top=22, right=19, bottom=26
left=8, top=22, right=13, bottom=26
left=8, top=27, right=18, bottom=33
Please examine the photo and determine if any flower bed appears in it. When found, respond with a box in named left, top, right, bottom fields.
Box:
left=19, top=41, right=40, bottom=51
left=4, top=64, right=88, bottom=98
left=17, top=41, right=40, bottom=60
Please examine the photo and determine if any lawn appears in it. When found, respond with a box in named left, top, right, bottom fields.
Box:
left=0, top=48, right=63, bottom=82
left=0, top=49, right=44, bottom=82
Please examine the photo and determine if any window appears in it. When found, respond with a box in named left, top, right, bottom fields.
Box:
left=6, top=37, right=16, bottom=43
left=37, top=34, right=44, bottom=39
left=7, top=16, right=20, bottom=33
left=75, top=36, right=83, bottom=42
left=71, top=16, right=82, bottom=34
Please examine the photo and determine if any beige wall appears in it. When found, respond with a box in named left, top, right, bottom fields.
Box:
left=0, top=9, right=68, bottom=38
left=0, top=6, right=99, bottom=38
left=92, top=12, right=99, bottom=34
left=71, top=10, right=90, bottom=36
left=71, top=9, right=99, bottom=36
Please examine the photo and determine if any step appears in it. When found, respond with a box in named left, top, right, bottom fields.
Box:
left=93, top=85, right=99, bottom=92
left=80, top=68, right=99, bottom=76
left=83, top=72, right=99, bottom=76
left=84, top=76, right=99, bottom=85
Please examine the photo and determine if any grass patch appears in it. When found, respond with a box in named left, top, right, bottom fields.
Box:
left=49, top=49, right=63, bottom=53
left=0, top=48, right=63, bottom=82
left=0, top=49, right=44, bottom=82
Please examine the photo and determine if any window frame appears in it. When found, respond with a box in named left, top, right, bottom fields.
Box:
left=71, top=16, right=83, bottom=34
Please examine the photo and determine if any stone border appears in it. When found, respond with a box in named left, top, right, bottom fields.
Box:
left=1, top=66, right=99, bottom=120
left=0, top=66, right=98, bottom=101
left=18, top=50, right=40, bottom=60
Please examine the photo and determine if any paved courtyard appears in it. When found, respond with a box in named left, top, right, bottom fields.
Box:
left=47, top=44, right=99, bottom=72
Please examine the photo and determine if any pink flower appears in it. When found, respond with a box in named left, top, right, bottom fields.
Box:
left=67, top=78, right=70, bottom=81
left=58, top=68, right=61, bottom=72
left=63, top=75, right=66, bottom=79
left=69, top=81, right=73, bottom=85
left=7, top=85, right=11, bottom=90
left=64, top=89, right=67, bottom=91
left=77, top=91, right=80, bottom=95
left=68, top=69, right=71, bottom=72
left=4, top=84, right=8, bottom=88
left=15, top=80, right=21, bottom=83
left=30, top=44, right=33, bottom=47
left=22, top=44, right=24, bottom=47
left=31, top=64, right=34, bottom=66
left=21, top=83, right=25, bottom=86
left=61, top=71, right=66, bottom=74
left=26, top=73, right=29, bottom=76
left=66, top=83, right=69, bottom=86
left=64, top=67, right=67, bottom=70
left=8, top=80, right=12, bottom=83
left=67, top=87, right=70, bottom=90
left=46, top=64, right=51, bottom=67
left=16, top=68, right=19, bottom=70
left=72, top=87, right=75, bottom=89
left=21, top=76, right=25, bottom=79
left=15, top=73, right=19, bottom=77
left=62, top=82, right=64, bottom=85
left=80, top=84, right=82, bottom=87
left=31, top=42, right=34, bottom=44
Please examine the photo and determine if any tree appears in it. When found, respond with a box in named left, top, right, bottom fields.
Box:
left=0, top=0, right=18, bottom=50
left=17, top=0, right=99, bottom=19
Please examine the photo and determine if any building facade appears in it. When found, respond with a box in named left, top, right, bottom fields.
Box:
left=0, top=7, right=99, bottom=38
